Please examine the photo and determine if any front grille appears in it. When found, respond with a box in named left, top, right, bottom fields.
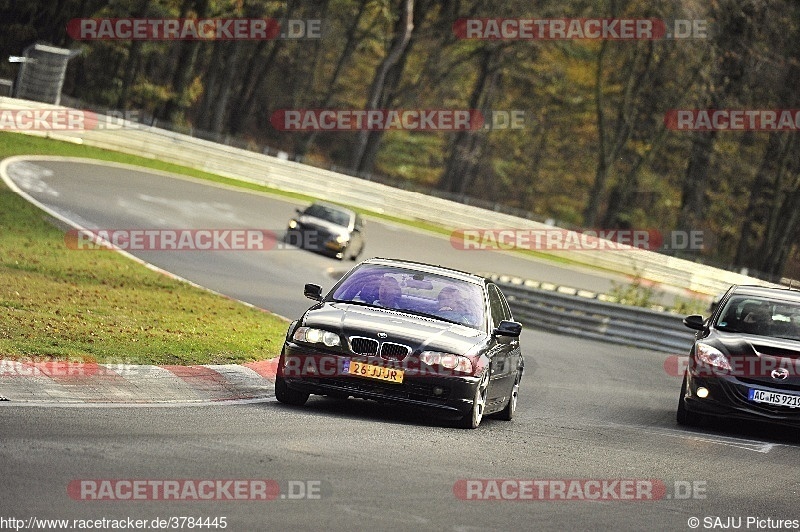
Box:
left=729, top=382, right=800, bottom=415
left=350, top=337, right=379, bottom=355
left=349, top=336, right=411, bottom=360
left=305, top=224, right=333, bottom=240
left=738, top=377, right=800, bottom=393
left=381, top=342, right=411, bottom=361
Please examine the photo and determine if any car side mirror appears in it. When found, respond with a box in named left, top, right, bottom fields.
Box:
left=683, top=314, right=705, bottom=331
left=295, top=208, right=302, bottom=215
left=304, top=284, right=323, bottom=301
left=493, top=320, right=522, bottom=338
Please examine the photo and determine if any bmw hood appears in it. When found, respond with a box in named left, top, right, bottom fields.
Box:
left=296, top=215, right=349, bottom=236
left=301, top=302, right=487, bottom=355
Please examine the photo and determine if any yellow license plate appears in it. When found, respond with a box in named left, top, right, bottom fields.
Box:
left=347, top=361, right=404, bottom=384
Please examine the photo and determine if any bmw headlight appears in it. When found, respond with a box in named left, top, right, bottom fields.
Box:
left=288, top=219, right=298, bottom=229
left=293, top=327, right=341, bottom=347
left=695, top=343, right=732, bottom=371
left=420, top=351, right=473, bottom=373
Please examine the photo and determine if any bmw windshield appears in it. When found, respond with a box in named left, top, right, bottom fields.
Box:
left=331, top=264, right=486, bottom=330
left=303, top=204, right=353, bottom=228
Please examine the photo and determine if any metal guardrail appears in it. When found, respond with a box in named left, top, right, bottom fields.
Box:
left=489, top=275, right=695, bottom=354
left=0, top=96, right=784, bottom=298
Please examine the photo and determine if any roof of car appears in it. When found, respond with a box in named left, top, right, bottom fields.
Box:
left=362, top=258, right=486, bottom=284
left=730, top=284, right=800, bottom=302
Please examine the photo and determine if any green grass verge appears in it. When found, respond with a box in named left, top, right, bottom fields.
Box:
left=0, top=132, right=289, bottom=365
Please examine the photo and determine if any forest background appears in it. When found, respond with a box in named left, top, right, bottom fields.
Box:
left=3, top=0, right=799, bottom=280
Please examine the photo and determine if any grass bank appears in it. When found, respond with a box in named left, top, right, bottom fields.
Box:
left=0, top=132, right=289, bottom=364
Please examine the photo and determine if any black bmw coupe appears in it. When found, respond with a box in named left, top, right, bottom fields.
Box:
left=285, top=202, right=365, bottom=260
left=275, top=258, right=524, bottom=428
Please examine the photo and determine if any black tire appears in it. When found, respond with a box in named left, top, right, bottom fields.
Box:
left=456, top=370, right=490, bottom=429
left=676, top=373, right=702, bottom=426
left=275, top=375, right=310, bottom=406
left=494, top=372, right=520, bottom=421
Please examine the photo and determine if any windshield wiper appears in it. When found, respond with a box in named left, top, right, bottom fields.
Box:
left=331, top=299, right=376, bottom=308
left=332, top=300, right=475, bottom=328
left=398, top=309, right=463, bottom=325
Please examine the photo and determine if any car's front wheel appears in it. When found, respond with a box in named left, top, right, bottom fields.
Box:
left=275, top=375, right=310, bottom=406
left=494, top=372, right=520, bottom=421
left=457, top=370, right=490, bottom=429
left=350, top=242, right=363, bottom=261
left=676, top=372, right=702, bottom=427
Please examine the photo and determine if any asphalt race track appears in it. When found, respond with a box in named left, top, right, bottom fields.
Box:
left=3, top=158, right=635, bottom=318
left=2, top=158, right=800, bottom=531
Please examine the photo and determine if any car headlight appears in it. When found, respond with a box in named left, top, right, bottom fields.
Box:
left=335, top=234, right=348, bottom=244
left=293, top=327, right=341, bottom=347
left=695, top=343, right=732, bottom=371
left=288, top=219, right=298, bottom=229
left=420, top=351, right=473, bottom=373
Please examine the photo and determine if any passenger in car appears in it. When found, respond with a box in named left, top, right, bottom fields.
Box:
left=781, top=311, right=800, bottom=340
left=741, top=305, right=771, bottom=335
left=437, top=286, right=462, bottom=312
left=436, top=286, right=475, bottom=324
left=374, top=276, right=402, bottom=309
left=352, top=277, right=381, bottom=303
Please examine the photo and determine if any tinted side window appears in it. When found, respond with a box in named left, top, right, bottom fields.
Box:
left=497, top=287, right=513, bottom=321
left=488, top=285, right=509, bottom=329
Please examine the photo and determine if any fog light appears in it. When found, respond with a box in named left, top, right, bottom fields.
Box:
left=432, top=386, right=444, bottom=396
left=696, top=387, right=709, bottom=399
